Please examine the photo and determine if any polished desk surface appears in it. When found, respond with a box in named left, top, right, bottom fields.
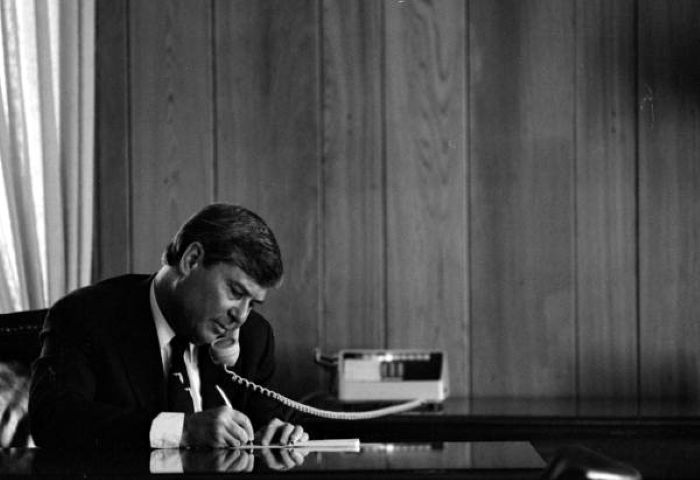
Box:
left=305, top=396, right=700, bottom=440
left=3, top=397, right=700, bottom=479
left=0, top=442, right=545, bottom=479
left=3, top=440, right=700, bottom=479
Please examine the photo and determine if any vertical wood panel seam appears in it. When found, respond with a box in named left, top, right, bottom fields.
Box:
left=380, top=0, right=388, bottom=349
left=126, top=0, right=133, bottom=273
left=211, top=0, right=218, bottom=202
left=78, top=4, right=85, bottom=288
left=633, top=0, right=642, bottom=406
left=573, top=0, right=580, bottom=402
left=93, top=0, right=102, bottom=281
left=317, top=0, right=325, bottom=359
left=465, top=0, right=473, bottom=399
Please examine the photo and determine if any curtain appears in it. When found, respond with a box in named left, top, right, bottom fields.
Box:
left=0, top=0, right=95, bottom=312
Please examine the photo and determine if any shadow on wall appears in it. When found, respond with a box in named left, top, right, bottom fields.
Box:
left=668, top=14, right=700, bottom=100
left=641, top=4, right=700, bottom=105
left=640, top=353, right=700, bottom=405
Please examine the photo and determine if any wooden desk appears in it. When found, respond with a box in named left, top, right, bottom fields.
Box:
left=3, top=398, right=700, bottom=479
left=0, top=442, right=545, bottom=479
left=2, top=439, right=699, bottom=479
left=301, top=397, right=700, bottom=479
left=304, top=396, right=700, bottom=441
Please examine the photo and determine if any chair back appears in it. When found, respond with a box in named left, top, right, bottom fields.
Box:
left=0, top=309, right=46, bottom=448
left=0, top=309, right=47, bottom=368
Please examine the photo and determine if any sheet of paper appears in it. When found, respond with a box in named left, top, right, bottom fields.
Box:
left=234, top=438, right=360, bottom=452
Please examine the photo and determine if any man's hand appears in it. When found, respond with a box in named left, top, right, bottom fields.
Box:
left=260, top=446, right=308, bottom=471
left=256, top=417, right=309, bottom=446
left=181, top=406, right=254, bottom=447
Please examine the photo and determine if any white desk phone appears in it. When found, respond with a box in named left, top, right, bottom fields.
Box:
left=334, top=349, right=449, bottom=403
left=209, top=334, right=448, bottom=420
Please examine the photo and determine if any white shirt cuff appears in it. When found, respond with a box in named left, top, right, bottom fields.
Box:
left=149, top=448, right=184, bottom=473
left=149, top=412, right=185, bottom=448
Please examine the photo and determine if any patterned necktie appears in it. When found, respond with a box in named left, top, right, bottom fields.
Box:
left=167, top=336, right=194, bottom=413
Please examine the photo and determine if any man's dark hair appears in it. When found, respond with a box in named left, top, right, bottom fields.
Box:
left=163, top=204, right=283, bottom=288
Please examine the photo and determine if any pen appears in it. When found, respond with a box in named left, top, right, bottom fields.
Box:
left=216, top=384, right=253, bottom=446
left=215, top=384, right=232, bottom=408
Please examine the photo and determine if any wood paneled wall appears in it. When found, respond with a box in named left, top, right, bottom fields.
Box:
left=95, top=0, right=700, bottom=400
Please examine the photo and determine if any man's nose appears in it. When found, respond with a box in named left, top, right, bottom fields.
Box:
left=228, top=300, right=251, bottom=325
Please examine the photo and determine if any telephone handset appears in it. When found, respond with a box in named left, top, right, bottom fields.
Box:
left=210, top=337, right=424, bottom=420
left=210, top=333, right=240, bottom=367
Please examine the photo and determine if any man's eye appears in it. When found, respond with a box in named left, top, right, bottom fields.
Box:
left=231, top=289, right=243, bottom=299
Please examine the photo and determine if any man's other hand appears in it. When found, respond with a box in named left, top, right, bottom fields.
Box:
left=181, top=406, right=254, bottom=447
left=261, top=445, right=308, bottom=471
left=256, top=417, right=309, bottom=446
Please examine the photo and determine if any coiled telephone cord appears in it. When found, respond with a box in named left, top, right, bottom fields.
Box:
left=223, top=365, right=425, bottom=420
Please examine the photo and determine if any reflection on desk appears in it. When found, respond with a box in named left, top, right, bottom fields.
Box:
left=0, top=442, right=545, bottom=478
left=6, top=397, right=700, bottom=479
left=305, top=396, right=700, bottom=441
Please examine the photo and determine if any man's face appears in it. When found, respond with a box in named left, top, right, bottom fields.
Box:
left=172, top=244, right=268, bottom=345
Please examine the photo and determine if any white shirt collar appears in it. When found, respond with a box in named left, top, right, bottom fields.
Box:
left=150, top=278, right=176, bottom=352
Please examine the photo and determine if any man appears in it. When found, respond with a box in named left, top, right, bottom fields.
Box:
left=29, top=204, right=308, bottom=449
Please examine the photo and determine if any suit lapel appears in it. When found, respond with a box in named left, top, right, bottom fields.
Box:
left=117, top=275, right=165, bottom=410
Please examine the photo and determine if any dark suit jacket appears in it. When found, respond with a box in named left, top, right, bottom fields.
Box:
left=29, top=274, right=284, bottom=448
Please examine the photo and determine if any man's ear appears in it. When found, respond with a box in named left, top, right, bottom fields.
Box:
left=179, top=242, right=204, bottom=275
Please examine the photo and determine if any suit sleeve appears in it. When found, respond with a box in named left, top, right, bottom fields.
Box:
left=29, top=300, right=157, bottom=448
